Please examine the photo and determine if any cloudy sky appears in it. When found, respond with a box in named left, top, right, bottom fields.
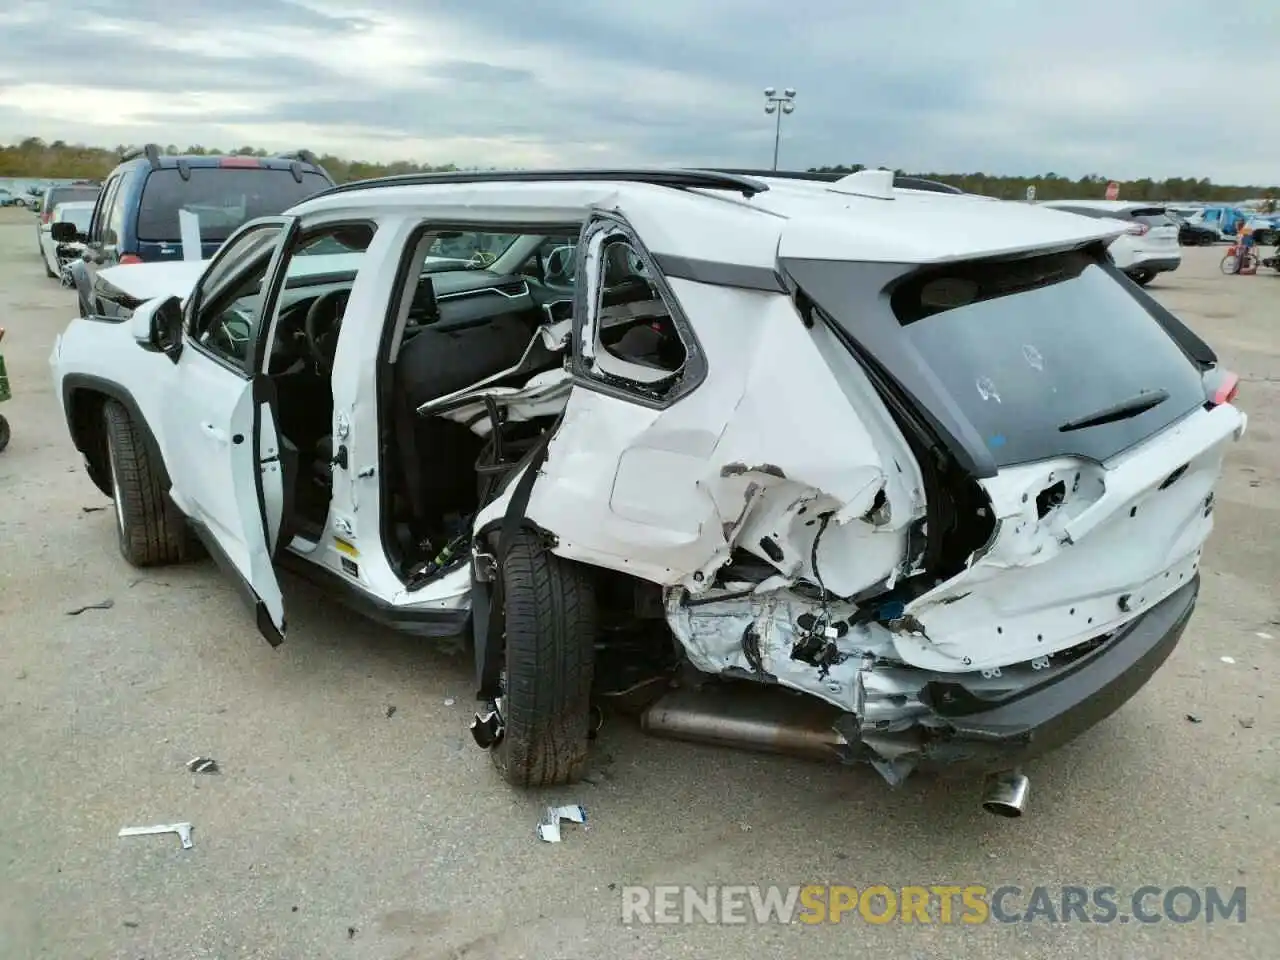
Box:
left=1, top=1, right=1276, bottom=182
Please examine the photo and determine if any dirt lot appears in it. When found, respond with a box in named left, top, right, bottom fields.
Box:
left=0, top=205, right=1275, bottom=959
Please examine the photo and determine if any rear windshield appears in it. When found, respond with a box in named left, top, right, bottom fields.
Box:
left=136, top=167, right=331, bottom=243
left=47, top=186, right=100, bottom=207
left=56, top=206, right=92, bottom=232
left=1129, top=208, right=1173, bottom=227
left=883, top=249, right=1205, bottom=465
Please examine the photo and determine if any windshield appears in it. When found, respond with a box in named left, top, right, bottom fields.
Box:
left=56, top=206, right=92, bottom=233
left=422, top=230, right=521, bottom=270
left=786, top=248, right=1207, bottom=471
left=136, top=167, right=330, bottom=243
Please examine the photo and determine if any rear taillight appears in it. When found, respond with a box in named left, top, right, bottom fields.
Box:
left=1204, top=368, right=1240, bottom=407
left=119, top=254, right=143, bottom=265
left=1126, top=223, right=1150, bottom=236
left=41, top=211, right=52, bottom=224
left=219, top=156, right=262, bottom=168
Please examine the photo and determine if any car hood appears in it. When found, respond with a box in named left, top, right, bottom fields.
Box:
left=98, top=259, right=212, bottom=303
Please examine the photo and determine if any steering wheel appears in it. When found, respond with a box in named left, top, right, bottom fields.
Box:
left=304, top=289, right=349, bottom=371
left=468, top=249, right=498, bottom=268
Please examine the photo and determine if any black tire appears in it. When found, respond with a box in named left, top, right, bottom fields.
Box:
left=43, top=253, right=56, bottom=279
left=0, top=414, right=9, bottom=453
left=492, top=529, right=598, bottom=787
left=102, top=399, right=192, bottom=567
left=1131, top=271, right=1154, bottom=287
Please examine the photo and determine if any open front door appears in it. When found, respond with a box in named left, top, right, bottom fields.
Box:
left=161, top=217, right=297, bottom=646
left=229, top=374, right=288, bottom=643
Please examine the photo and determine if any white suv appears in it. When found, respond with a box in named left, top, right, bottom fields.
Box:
left=48, top=168, right=1244, bottom=815
left=1039, top=200, right=1182, bottom=286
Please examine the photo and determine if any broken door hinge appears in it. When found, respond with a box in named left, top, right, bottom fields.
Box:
left=333, top=516, right=354, bottom=538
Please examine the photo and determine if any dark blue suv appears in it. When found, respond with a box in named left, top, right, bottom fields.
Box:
left=59, top=145, right=335, bottom=317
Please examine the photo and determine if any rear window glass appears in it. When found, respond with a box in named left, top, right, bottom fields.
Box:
left=56, top=206, right=92, bottom=232
left=885, top=249, right=1205, bottom=466
left=1129, top=208, right=1172, bottom=227
left=47, top=186, right=100, bottom=207
left=136, top=167, right=331, bottom=243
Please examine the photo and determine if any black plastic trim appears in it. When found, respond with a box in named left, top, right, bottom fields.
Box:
left=651, top=254, right=787, bottom=293
left=187, top=515, right=283, bottom=646
left=275, top=550, right=471, bottom=638
left=918, top=575, right=1199, bottom=771
left=310, top=168, right=770, bottom=200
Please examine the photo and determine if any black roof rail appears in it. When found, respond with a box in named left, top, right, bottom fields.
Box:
left=119, top=143, right=163, bottom=170
left=276, top=149, right=333, bottom=184
left=708, top=168, right=965, bottom=195
left=311, top=168, right=771, bottom=200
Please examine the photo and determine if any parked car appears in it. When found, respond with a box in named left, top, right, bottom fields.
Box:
left=1039, top=200, right=1182, bottom=285
left=55, top=145, right=335, bottom=319
left=0, top=188, right=33, bottom=207
left=48, top=168, right=1244, bottom=815
left=35, top=181, right=101, bottom=254
left=40, top=201, right=95, bottom=279
left=1167, top=211, right=1219, bottom=246
left=1193, top=205, right=1251, bottom=240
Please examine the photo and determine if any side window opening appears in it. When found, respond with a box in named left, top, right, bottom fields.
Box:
left=583, top=233, right=688, bottom=394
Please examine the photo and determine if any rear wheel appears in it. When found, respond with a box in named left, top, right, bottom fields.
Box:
left=1220, top=253, right=1240, bottom=275
left=102, top=399, right=194, bottom=567
left=491, top=529, right=598, bottom=787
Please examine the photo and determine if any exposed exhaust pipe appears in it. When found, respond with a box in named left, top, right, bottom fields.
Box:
left=981, top=770, right=1030, bottom=818
left=640, top=685, right=849, bottom=762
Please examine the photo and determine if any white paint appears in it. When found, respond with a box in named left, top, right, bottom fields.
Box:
left=178, top=209, right=202, bottom=262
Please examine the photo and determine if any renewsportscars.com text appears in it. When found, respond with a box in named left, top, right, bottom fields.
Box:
left=621, top=884, right=1247, bottom=925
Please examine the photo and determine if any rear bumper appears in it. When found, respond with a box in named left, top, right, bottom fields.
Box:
left=916, top=575, right=1198, bottom=773
left=1127, top=257, right=1181, bottom=275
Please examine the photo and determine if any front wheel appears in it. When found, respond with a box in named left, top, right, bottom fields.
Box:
left=1220, top=253, right=1240, bottom=275
left=1130, top=270, right=1154, bottom=287
left=102, top=399, right=195, bottom=567
left=491, top=529, right=598, bottom=787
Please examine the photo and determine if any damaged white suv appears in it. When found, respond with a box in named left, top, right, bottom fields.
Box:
left=49, top=168, right=1245, bottom=815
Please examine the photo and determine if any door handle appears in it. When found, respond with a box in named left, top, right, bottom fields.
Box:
left=200, top=422, right=228, bottom=444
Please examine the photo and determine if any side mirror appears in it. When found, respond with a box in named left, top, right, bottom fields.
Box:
left=132, top=295, right=185, bottom=362
left=50, top=221, right=81, bottom=243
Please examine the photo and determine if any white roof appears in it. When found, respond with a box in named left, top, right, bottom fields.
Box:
left=288, top=172, right=1126, bottom=268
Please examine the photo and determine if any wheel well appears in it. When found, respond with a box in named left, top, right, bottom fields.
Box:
left=67, top=389, right=112, bottom=497
left=65, top=382, right=171, bottom=499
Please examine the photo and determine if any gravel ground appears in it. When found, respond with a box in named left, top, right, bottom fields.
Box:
left=0, top=206, right=1275, bottom=959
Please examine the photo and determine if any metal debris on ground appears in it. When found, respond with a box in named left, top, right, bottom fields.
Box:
left=118, top=822, right=194, bottom=849
left=66, top=599, right=114, bottom=615
left=1221, top=656, right=1237, bottom=664
left=1238, top=716, right=1256, bottom=729
left=444, top=698, right=455, bottom=706
left=537, top=804, right=587, bottom=843
left=1185, top=713, right=1202, bottom=724
left=1255, top=632, right=1273, bottom=640
left=81, top=505, right=108, bottom=513
left=385, top=705, right=397, bottom=718
left=186, top=756, right=219, bottom=774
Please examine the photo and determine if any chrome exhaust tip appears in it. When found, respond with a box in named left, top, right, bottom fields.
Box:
left=981, top=770, right=1030, bottom=818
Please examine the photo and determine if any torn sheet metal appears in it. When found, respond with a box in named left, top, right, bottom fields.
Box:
left=480, top=284, right=925, bottom=599
left=536, top=804, right=587, bottom=843
left=118, top=822, right=194, bottom=849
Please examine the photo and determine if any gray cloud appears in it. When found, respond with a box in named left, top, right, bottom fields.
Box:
left=1, top=0, right=1277, bottom=182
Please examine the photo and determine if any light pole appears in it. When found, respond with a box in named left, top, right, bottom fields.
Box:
left=764, top=87, right=796, bottom=171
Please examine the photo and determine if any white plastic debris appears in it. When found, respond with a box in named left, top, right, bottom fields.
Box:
left=1255, top=632, right=1273, bottom=640
left=444, top=698, right=456, bottom=707
left=537, top=804, right=587, bottom=843
left=1220, top=656, right=1236, bottom=664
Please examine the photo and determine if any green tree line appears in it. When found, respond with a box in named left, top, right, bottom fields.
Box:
left=3, top=137, right=1276, bottom=204
left=810, top=164, right=1278, bottom=205
left=0, top=137, right=458, bottom=182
